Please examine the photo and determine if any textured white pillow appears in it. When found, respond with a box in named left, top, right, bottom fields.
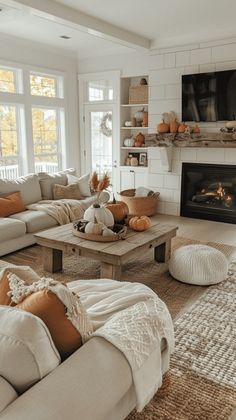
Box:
left=169, top=244, right=228, bottom=285
left=67, top=173, right=91, bottom=197
left=0, top=174, right=42, bottom=205
left=0, top=376, right=18, bottom=413
left=0, top=306, right=60, bottom=393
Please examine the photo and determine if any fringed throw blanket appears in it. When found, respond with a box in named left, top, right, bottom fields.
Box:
left=27, top=199, right=84, bottom=225
left=0, top=267, right=174, bottom=412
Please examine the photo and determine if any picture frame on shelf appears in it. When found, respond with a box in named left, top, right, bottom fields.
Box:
left=139, top=152, right=147, bottom=166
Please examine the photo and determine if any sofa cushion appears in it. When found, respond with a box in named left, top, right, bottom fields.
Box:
left=53, top=183, right=82, bottom=200
left=0, top=174, right=42, bottom=206
left=0, top=305, right=60, bottom=393
left=0, top=272, right=14, bottom=306
left=0, top=192, right=25, bottom=217
left=67, top=173, right=91, bottom=197
left=17, top=289, right=82, bottom=360
left=0, top=218, right=26, bottom=243
left=10, top=210, right=57, bottom=233
left=38, top=169, right=76, bottom=200
left=0, top=376, right=18, bottom=413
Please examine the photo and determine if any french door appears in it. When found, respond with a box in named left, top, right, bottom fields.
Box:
left=84, top=103, right=118, bottom=193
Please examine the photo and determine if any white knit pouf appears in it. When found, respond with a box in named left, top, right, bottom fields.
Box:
left=169, top=244, right=228, bottom=285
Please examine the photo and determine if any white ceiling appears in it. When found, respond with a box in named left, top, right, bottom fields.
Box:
left=0, top=0, right=236, bottom=58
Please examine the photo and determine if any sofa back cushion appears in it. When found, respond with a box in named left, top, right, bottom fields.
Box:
left=38, top=168, right=76, bottom=200
left=0, top=306, right=60, bottom=393
left=17, top=289, right=82, bottom=360
left=0, top=174, right=42, bottom=205
left=0, top=192, right=25, bottom=217
left=0, top=376, right=18, bottom=414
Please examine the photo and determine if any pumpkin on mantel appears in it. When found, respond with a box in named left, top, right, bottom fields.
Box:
left=105, top=195, right=129, bottom=223
left=129, top=215, right=151, bottom=232
left=157, top=120, right=170, bottom=134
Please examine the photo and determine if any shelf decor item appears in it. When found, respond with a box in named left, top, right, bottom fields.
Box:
left=123, top=137, right=135, bottom=147
left=139, top=152, right=147, bottom=166
left=118, top=189, right=159, bottom=216
left=129, top=84, right=148, bottom=104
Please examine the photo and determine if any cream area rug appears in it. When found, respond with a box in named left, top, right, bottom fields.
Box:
left=2, top=236, right=236, bottom=419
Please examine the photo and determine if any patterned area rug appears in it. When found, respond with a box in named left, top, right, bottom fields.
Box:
left=2, top=237, right=236, bottom=419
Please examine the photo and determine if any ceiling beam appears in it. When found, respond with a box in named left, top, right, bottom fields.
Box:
left=4, top=0, right=150, bottom=50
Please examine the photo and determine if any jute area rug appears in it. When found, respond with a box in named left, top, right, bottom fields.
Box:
left=2, top=236, right=236, bottom=419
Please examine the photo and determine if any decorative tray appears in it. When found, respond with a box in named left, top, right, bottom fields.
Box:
left=72, top=220, right=127, bottom=242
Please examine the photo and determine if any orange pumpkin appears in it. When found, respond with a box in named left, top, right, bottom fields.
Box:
left=157, top=120, right=170, bottom=134
left=105, top=196, right=129, bottom=223
left=170, top=119, right=179, bottom=133
left=193, top=124, right=200, bottom=134
left=135, top=132, right=145, bottom=145
left=129, top=216, right=151, bottom=232
left=178, top=123, right=187, bottom=133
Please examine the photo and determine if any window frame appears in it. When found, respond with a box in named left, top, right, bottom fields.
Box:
left=0, top=59, right=67, bottom=177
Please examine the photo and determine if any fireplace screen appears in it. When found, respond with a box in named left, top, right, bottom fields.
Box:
left=181, top=163, right=236, bottom=224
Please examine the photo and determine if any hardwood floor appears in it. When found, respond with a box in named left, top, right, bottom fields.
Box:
left=154, top=214, right=236, bottom=246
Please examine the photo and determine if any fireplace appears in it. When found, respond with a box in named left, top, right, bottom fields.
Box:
left=181, top=163, right=236, bottom=224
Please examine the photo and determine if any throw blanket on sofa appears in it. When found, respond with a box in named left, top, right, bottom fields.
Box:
left=68, top=278, right=175, bottom=411
left=0, top=266, right=174, bottom=412
left=27, top=199, right=84, bottom=225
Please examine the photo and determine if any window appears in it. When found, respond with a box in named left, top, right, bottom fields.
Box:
left=0, top=104, right=20, bottom=178
left=87, top=80, right=114, bottom=102
left=0, top=64, right=66, bottom=178
left=32, top=108, right=60, bottom=173
left=30, top=72, right=63, bottom=98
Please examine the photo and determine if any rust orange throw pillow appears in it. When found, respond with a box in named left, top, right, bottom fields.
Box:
left=0, top=191, right=25, bottom=217
left=16, top=289, right=82, bottom=360
left=0, top=272, right=15, bottom=306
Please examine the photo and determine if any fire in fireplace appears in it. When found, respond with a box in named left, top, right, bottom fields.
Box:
left=181, top=163, right=236, bottom=224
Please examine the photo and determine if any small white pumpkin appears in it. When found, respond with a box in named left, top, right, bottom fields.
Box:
left=102, top=227, right=117, bottom=237
left=123, top=137, right=135, bottom=147
left=85, top=218, right=105, bottom=235
left=84, top=204, right=114, bottom=227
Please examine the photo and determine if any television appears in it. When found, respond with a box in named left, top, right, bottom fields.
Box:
left=182, top=69, right=236, bottom=122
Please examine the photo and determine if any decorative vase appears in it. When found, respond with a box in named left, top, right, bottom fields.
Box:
left=84, top=204, right=114, bottom=227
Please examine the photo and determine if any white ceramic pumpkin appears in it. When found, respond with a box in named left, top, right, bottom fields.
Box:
left=123, top=137, right=135, bottom=147
left=102, top=227, right=117, bottom=237
left=84, top=205, right=114, bottom=227
left=85, top=218, right=105, bottom=235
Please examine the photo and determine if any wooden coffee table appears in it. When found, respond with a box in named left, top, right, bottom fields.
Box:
left=35, top=222, right=178, bottom=280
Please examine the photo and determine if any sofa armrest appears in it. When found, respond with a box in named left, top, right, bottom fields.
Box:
left=0, top=337, right=133, bottom=420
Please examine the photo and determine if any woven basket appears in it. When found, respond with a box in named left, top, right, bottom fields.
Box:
left=129, top=85, right=148, bottom=104
left=118, top=189, right=159, bottom=216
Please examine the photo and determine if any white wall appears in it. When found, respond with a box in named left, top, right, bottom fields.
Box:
left=0, top=33, right=80, bottom=173
left=78, top=37, right=236, bottom=134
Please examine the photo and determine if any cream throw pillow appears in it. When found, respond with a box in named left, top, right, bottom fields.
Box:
left=53, top=183, right=82, bottom=200
left=67, top=173, right=91, bottom=197
left=0, top=306, right=60, bottom=393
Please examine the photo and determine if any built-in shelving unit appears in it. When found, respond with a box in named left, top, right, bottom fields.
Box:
left=119, top=75, right=149, bottom=190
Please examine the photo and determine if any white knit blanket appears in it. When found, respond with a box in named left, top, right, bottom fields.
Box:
left=27, top=199, right=84, bottom=225
left=0, top=266, right=174, bottom=412
left=68, top=279, right=175, bottom=411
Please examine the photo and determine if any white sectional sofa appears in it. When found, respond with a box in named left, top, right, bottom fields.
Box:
left=0, top=170, right=107, bottom=257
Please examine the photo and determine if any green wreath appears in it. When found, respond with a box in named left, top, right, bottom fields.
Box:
left=100, top=113, right=112, bottom=137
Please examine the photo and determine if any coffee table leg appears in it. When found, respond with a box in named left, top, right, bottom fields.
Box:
left=43, top=247, right=63, bottom=272
left=154, top=239, right=171, bottom=263
left=101, top=262, right=122, bottom=280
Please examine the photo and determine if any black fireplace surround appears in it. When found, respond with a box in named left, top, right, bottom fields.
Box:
left=181, top=162, right=236, bottom=224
